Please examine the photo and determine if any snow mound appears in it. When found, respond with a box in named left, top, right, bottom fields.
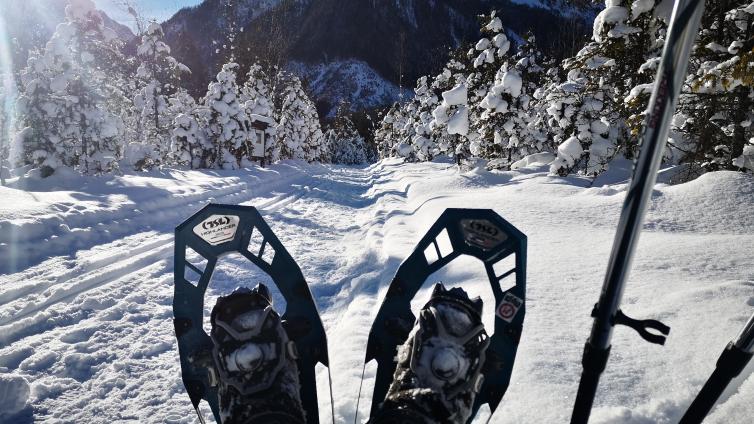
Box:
left=510, top=152, right=556, bottom=170
left=0, top=374, right=30, bottom=417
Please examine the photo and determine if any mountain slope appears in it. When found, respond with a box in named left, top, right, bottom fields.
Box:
left=163, top=0, right=596, bottom=114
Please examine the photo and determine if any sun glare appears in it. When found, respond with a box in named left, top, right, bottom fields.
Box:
left=0, top=7, right=15, bottom=153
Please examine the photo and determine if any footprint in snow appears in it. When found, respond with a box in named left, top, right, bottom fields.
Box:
left=60, top=326, right=98, bottom=344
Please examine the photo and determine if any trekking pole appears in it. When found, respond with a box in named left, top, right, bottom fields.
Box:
left=570, top=1, right=706, bottom=423
left=679, top=311, right=754, bottom=424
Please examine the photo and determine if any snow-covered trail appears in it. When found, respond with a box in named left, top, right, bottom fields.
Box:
left=0, top=162, right=352, bottom=422
left=1, top=160, right=753, bottom=424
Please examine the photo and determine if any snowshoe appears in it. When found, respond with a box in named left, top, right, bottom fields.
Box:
left=364, top=208, right=527, bottom=423
left=369, top=283, right=490, bottom=424
left=173, top=204, right=330, bottom=423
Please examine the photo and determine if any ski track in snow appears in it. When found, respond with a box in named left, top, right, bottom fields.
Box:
left=1, top=160, right=753, bottom=423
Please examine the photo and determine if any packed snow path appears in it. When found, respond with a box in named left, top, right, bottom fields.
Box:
left=0, top=160, right=753, bottom=424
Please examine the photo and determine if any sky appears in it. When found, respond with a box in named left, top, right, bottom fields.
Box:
left=92, top=0, right=204, bottom=31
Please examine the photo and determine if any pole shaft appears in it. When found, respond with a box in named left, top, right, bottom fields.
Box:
left=590, top=0, right=705, bottom=353
left=680, top=312, right=754, bottom=423
left=679, top=345, right=753, bottom=424
left=571, top=1, right=706, bottom=422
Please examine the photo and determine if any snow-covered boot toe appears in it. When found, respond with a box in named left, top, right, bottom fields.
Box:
left=369, top=283, right=490, bottom=424
left=210, top=284, right=305, bottom=424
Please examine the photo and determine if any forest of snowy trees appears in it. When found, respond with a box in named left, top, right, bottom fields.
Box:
left=0, top=0, right=369, bottom=180
left=376, top=1, right=754, bottom=180
left=0, top=0, right=752, bottom=181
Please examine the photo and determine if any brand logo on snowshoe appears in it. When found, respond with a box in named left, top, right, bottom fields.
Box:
left=461, top=219, right=507, bottom=250
left=193, top=214, right=240, bottom=246
left=496, top=292, right=523, bottom=323
left=202, top=216, right=232, bottom=230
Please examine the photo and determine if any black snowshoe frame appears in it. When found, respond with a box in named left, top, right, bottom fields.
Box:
left=364, top=208, right=527, bottom=423
left=173, top=204, right=329, bottom=424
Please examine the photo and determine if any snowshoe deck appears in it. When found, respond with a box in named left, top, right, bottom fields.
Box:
left=365, top=208, right=527, bottom=423
left=173, top=204, right=329, bottom=423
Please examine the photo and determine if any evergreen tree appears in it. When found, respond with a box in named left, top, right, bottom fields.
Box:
left=503, top=34, right=553, bottom=167
left=202, top=62, right=250, bottom=169
left=548, top=0, right=664, bottom=176
left=168, top=90, right=210, bottom=168
left=375, top=102, right=416, bottom=160
left=675, top=0, right=754, bottom=173
left=327, top=103, right=368, bottom=165
left=241, top=63, right=274, bottom=119
left=466, top=12, right=513, bottom=162
left=276, top=73, right=326, bottom=162
left=0, top=79, right=11, bottom=183
left=373, top=103, right=404, bottom=158
left=429, top=58, right=469, bottom=162
left=15, top=0, right=123, bottom=176
left=132, top=22, right=190, bottom=169
left=409, top=76, right=439, bottom=161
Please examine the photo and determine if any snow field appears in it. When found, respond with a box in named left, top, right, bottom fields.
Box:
left=0, top=159, right=753, bottom=423
left=319, top=161, right=754, bottom=423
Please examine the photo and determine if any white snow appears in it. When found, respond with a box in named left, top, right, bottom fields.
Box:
left=441, top=84, right=468, bottom=107
left=447, top=106, right=469, bottom=136
left=510, top=152, right=556, bottom=170
left=475, top=38, right=491, bottom=51
left=485, top=17, right=503, bottom=33
left=551, top=135, right=584, bottom=173
left=0, top=160, right=753, bottom=424
left=0, top=373, right=30, bottom=417
left=593, top=5, right=630, bottom=42
left=631, top=0, right=655, bottom=20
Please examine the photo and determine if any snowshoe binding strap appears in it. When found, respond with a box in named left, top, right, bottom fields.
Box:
left=211, top=284, right=306, bottom=424
left=408, top=284, right=490, bottom=400
left=211, top=285, right=293, bottom=395
left=370, top=283, right=491, bottom=424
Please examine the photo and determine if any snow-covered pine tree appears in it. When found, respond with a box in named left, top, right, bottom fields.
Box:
left=396, top=98, right=420, bottom=160
left=470, top=25, right=552, bottom=170
left=241, top=63, right=274, bottom=118
left=504, top=33, right=553, bottom=167
left=131, top=22, right=190, bottom=170
left=466, top=11, right=513, bottom=162
left=409, top=76, right=439, bottom=161
left=374, top=103, right=403, bottom=158
left=15, top=0, right=123, bottom=176
left=202, top=62, right=251, bottom=169
left=548, top=0, right=665, bottom=176
left=170, top=90, right=212, bottom=168
left=327, top=102, right=368, bottom=165
left=622, top=1, right=673, bottom=150
left=276, top=73, right=326, bottom=162
left=675, top=0, right=754, bottom=173
left=0, top=78, right=11, bottom=183
left=375, top=101, right=417, bottom=160
left=241, top=63, right=278, bottom=164
left=429, top=57, right=470, bottom=163
left=14, top=50, right=55, bottom=176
